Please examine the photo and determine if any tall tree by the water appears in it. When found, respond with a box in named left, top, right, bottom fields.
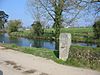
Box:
left=28, top=0, right=100, bottom=39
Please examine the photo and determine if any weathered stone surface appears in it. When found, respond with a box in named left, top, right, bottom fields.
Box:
left=59, top=33, right=71, bottom=61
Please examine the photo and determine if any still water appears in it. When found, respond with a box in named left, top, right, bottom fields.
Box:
left=0, top=33, right=55, bottom=50
left=0, top=33, right=98, bottom=50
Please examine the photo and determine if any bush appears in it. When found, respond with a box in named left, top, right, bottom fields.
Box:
left=7, top=20, right=22, bottom=33
left=31, top=21, right=44, bottom=36
left=93, top=20, right=100, bottom=39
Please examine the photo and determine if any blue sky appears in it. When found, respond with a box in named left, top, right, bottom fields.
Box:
left=0, top=0, right=99, bottom=27
left=0, top=0, right=33, bottom=27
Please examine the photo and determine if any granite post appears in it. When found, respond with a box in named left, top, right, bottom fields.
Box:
left=59, top=33, right=71, bottom=61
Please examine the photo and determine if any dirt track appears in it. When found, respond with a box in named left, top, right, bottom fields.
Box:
left=0, top=46, right=100, bottom=75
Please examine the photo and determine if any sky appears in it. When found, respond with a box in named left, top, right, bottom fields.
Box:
left=0, top=0, right=99, bottom=27
left=0, top=0, right=33, bottom=27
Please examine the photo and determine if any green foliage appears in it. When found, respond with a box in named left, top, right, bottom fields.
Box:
left=93, top=20, right=100, bottom=39
left=0, top=11, right=9, bottom=29
left=31, top=21, right=44, bottom=36
left=7, top=20, right=22, bottom=33
left=67, top=46, right=100, bottom=70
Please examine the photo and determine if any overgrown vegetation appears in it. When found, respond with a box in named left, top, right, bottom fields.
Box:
left=0, top=43, right=100, bottom=71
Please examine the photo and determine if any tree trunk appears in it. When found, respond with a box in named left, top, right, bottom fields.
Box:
left=54, top=5, right=62, bottom=39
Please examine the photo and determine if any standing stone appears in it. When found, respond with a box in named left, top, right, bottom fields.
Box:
left=59, top=33, right=71, bottom=61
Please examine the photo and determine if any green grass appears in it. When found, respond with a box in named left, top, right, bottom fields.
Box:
left=44, top=28, right=100, bottom=43
left=0, top=43, right=100, bottom=71
left=61, top=27, right=93, bottom=33
left=10, top=28, right=94, bottom=42
left=44, top=27, right=93, bottom=34
left=9, top=27, right=99, bottom=43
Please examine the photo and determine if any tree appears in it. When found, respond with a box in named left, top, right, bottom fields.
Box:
left=28, top=0, right=100, bottom=39
left=31, top=21, right=44, bottom=36
left=0, top=11, right=8, bottom=29
left=93, top=20, right=100, bottom=39
left=7, top=20, right=22, bottom=33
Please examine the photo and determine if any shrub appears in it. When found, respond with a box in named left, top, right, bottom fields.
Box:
left=7, top=20, right=22, bottom=33
left=93, top=20, right=100, bottom=39
left=31, top=21, right=44, bottom=36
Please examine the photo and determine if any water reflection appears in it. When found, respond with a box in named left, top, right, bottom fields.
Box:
left=0, top=33, right=55, bottom=50
left=0, top=33, right=99, bottom=50
left=72, top=42, right=98, bottom=48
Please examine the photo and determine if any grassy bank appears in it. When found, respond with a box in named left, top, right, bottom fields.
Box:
left=9, top=30, right=54, bottom=40
left=0, top=43, right=100, bottom=71
left=9, top=27, right=99, bottom=43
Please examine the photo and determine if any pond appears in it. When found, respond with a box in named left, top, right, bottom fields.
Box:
left=0, top=33, right=99, bottom=50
